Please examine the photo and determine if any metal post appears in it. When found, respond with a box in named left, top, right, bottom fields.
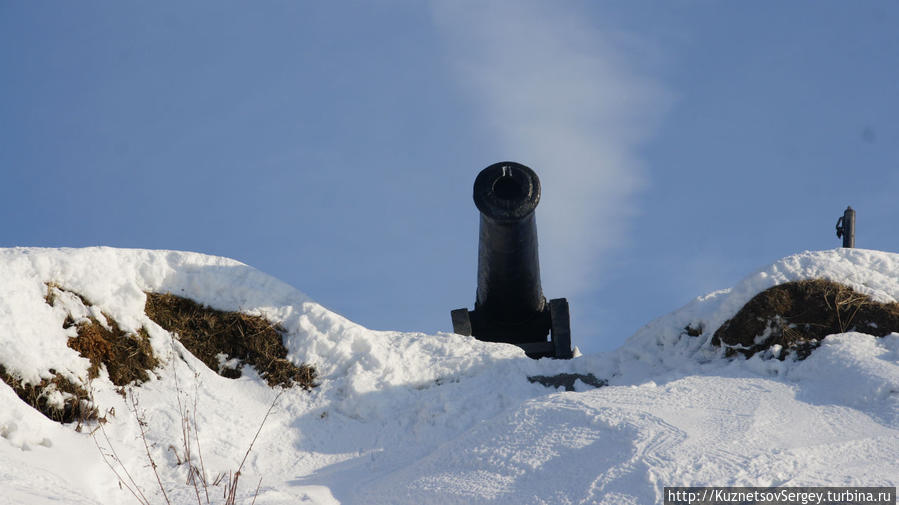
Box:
left=835, top=206, right=855, bottom=248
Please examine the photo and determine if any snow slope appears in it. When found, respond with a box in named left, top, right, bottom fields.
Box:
left=1, top=247, right=897, bottom=504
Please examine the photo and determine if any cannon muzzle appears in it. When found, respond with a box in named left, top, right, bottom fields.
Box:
left=451, top=162, right=573, bottom=359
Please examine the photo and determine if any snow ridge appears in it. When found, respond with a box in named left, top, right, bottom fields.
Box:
left=1, top=247, right=897, bottom=504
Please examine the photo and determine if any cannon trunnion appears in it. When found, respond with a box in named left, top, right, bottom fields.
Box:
left=451, top=162, right=573, bottom=359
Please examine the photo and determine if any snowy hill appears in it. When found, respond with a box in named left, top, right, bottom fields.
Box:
left=1, top=247, right=897, bottom=504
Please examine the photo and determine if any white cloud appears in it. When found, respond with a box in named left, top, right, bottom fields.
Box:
left=432, top=1, right=669, bottom=297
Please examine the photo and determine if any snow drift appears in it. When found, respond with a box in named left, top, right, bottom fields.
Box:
left=1, top=247, right=897, bottom=504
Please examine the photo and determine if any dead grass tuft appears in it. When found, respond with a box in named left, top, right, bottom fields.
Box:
left=144, top=292, right=316, bottom=389
left=2, top=286, right=314, bottom=426
left=45, top=283, right=160, bottom=387
left=0, top=284, right=161, bottom=424
left=713, top=279, right=899, bottom=359
left=67, top=318, right=159, bottom=386
left=0, top=364, right=96, bottom=424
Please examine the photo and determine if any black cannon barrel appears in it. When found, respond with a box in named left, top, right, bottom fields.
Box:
left=474, top=162, right=545, bottom=322
left=451, top=161, right=573, bottom=359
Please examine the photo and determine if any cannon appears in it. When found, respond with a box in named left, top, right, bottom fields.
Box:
left=451, top=162, right=573, bottom=359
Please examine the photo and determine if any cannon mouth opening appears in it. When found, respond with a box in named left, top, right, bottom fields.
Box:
left=474, top=162, right=541, bottom=221
left=492, top=173, right=525, bottom=201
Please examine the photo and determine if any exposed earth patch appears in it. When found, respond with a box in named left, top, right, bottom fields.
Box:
left=144, top=292, right=316, bottom=390
left=0, top=285, right=316, bottom=425
left=713, top=279, right=899, bottom=359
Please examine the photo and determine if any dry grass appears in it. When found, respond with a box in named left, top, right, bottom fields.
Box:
left=92, top=366, right=277, bottom=505
left=2, top=286, right=315, bottom=428
left=0, top=364, right=96, bottom=424
left=713, top=279, right=899, bottom=359
left=0, top=284, right=159, bottom=424
left=67, top=317, right=159, bottom=385
left=144, top=293, right=316, bottom=390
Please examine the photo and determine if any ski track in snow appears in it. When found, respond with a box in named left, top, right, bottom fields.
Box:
left=1, top=247, right=898, bottom=504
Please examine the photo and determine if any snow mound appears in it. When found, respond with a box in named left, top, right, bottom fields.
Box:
left=613, top=248, right=899, bottom=368
left=1, top=247, right=898, bottom=504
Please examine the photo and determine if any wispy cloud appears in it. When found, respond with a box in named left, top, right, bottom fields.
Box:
left=432, top=1, right=669, bottom=301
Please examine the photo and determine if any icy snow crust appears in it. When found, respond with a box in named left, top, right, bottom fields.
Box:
left=1, top=247, right=897, bottom=504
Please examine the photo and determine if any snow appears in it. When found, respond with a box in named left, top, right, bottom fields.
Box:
left=1, top=246, right=898, bottom=504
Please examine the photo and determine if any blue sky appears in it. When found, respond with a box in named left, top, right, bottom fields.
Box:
left=3, top=2, right=898, bottom=354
